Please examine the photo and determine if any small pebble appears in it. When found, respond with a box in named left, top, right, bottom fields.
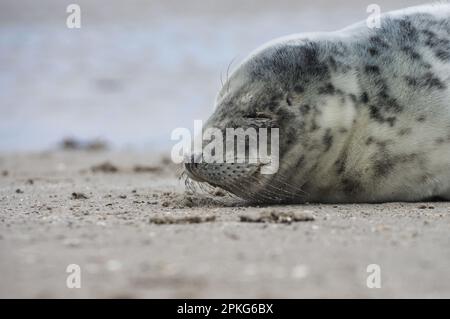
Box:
left=71, top=192, right=88, bottom=200
left=240, top=210, right=315, bottom=224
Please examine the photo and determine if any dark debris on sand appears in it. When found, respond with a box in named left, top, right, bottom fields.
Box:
left=133, top=165, right=163, bottom=173
left=91, top=162, right=119, bottom=173
left=71, top=192, right=89, bottom=200
left=60, top=138, right=108, bottom=151
left=240, top=210, right=315, bottom=224
left=149, top=215, right=216, bottom=225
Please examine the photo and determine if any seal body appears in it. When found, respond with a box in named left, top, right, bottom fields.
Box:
left=185, top=4, right=450, bottom=203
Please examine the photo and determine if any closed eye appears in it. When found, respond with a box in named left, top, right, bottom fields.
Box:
left=243, top=112, right=273, bottom=119
left=242, top=112, right=276, bottom=128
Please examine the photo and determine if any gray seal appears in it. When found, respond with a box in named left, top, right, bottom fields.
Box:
left=184, top=4, right=450, bottom=203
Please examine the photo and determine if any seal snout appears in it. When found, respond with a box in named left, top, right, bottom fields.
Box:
left=184, top=153, right=205, bottom=182
left=183, top=150, right=263, bottom=189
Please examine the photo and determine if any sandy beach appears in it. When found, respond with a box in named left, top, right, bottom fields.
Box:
left=0, top=150, right=449, bottom=298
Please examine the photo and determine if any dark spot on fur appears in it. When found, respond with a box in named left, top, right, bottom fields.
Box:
left=421, top=29, right=437, bottom=41
left=398, top=19, right=418, bottom=41
left=335, top=152, right=348, bottom=175
left=248, top=41, right=330, bottom=83
left=401, top=46, right=421, bottom=60
left=387, top=118, right=396, bottom=127
left=373, top=158, right=394, bottom=177
left=294, top=85, right=304, bottom=93
left=368, top=48, right=379, bottom=56
left=369, top=105, right=397, bottom=127
left=365, top=65, right=380, bottom=75
left=435, top=49, right=450, bottom=61
left=328, top=56, right=338, bottom=71
left=420, top=27, right=450, bottom=61
left=361, top=92, right=369, bottom=104
left=373, top=153, right=418, bottom=178
left=416, top=115, right=426, bottom=122
left=318, top=83, right=336, bottom=95
left=299, top=104, right=311, bottom=116
left=286, top=96, right=293, bottom=106
left=323, top=129, right=333, bottom=152
left=404, top=72, right=446, bottom=90
left=295, top=155, right=305, bottom=169
left=376, top=140, right=389, bottom=149
left=327, top=55, right=351, bottom=73
left=398, top=128, right=412, bottom=136
left=310, top=119, right=320, bottom=132
left=365, top=137, right=374, bottom=145
left=342, top=178, right=361, bottom=195
left=284, top=127, right=298, bottom=145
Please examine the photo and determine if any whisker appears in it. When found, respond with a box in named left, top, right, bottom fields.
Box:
left=232, top=175, right=286, bottom=203
left=265, top=171, right=310, bottom=197
left=226, top=56, right=237, bottom=93
left=221, top=183, right=259, bottom=202
left=233, top=160, right=309, bottom=197
left=220, top=70, right=224, bottom=89
left=245, top=174, right=294, bottom=202
left=258, top=179, right=299, bottom=201
left=224, top=178, right=276, bottom=203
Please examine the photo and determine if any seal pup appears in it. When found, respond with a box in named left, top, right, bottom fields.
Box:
left=184, top=4, right=450, bottom=203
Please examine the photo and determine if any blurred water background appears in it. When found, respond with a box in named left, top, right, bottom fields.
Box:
left=0, top=0, right=425, bottom=152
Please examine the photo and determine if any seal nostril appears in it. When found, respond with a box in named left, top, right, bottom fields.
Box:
left=184, top=162, right=193, bottom=172
left=184, top=153, right=202, bottom=171
left=189, top=153, right=203, bottom=168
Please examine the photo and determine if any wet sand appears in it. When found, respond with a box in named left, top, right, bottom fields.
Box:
left=0, top=151, right=449, bottom=298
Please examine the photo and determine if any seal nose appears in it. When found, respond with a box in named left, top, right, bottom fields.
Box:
left=184, top=153, right=206, bottom=182
left=184, top=153, right=202, bottom=174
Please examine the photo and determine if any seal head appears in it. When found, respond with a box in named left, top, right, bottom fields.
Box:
left=185, top=4, right=450, bottom=203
